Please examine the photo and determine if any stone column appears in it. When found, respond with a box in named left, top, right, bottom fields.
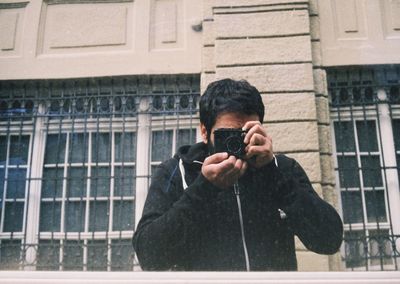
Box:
left=201, top=0, right=342, bottom=271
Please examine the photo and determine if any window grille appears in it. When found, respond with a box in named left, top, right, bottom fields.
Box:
left=328, top=66, right=400, bottom=271
left=0, top=75, right=200, bottom=271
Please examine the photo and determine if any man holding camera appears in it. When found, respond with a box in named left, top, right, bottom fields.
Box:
left=133, top=79, right=343, bottom=271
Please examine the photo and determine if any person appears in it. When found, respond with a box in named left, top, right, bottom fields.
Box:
left=132, top=78, right=343, bottom=271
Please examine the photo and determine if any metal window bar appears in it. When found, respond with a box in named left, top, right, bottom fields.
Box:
left=328, top=66, right=400, bottom=271
left=0, top=75, right=200, bottom=271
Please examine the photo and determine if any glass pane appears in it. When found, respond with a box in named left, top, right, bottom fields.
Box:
left=356, top=121, right=378, bottom=152
left=337, top=156, right=360, bottom=188
left=87, top=240, right=108, bottom=271
left=6, top=169, right=26, bottom=199
left=369, top=230, right=393, bottom=266
left=365, top=190, right=387, bottom=223
left=66, top=167, right=87, bottom=198
left=69, top=133, right=88, bottom=163
left=361, top=156, right=383, bottom=187
left=0, top=240, right=21, bottom=270
left=90, top=167, right=110, bottom=197
left=341, top=191, right=363, bottom=224
left=65, top=202, right=85, bottom=232
left=0, top=136, right=6, bottom=165
left=3, top=202, right=24, bottom=232
left=92, top=133, right=110, bottom=163
left=9, top=135, right=29, bottom=165
left=89, top=201, right=109, bottom=232
left=114, top=166, right=135, bottom=196
left=41, top=168, right=64, bottom=198
left=344, top=230, right=367, bottom=268
left=176, top=129, right=196, bottom=150
left=44, top=134, right=66, bottom=164
left=111, top=239, right=134, bottom=271
left=392, top=119, right=400, bottom=151
left=37, top=240, right=60, bottom=270
left=151, top=130, right=173, bottom=162
left=115, top=132, right=136, bottom=163
left=334, top=121, right=356, bottom=152
left=63, top=240, right=83, bottom=271
left=39, top=202, right=61, bottom=232
left=113, top=200, right=134, bottom=231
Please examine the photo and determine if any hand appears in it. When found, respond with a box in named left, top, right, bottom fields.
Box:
left=242, top=121, right=274, bottom=168
left=201, top=152, right=248, bottom=189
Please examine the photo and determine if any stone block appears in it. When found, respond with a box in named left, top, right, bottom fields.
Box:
left=216, top=36, right=312, bottom=66
left=202, top=20, right=215, bottom=46
left=215, top=10, right=310, bottom=38
left=313, top=68, right=327, bottom=95
left=203, top=0, right=214, bottom=19
left=310, top=15, right=321, bottom=40
left=320, top=153, right=336, bottom=186
left=315, top=96, right=330, bottom=124
left=286, top=152, right=322, bottom=183
left=318, top=124, right=332, bottom=154
left=311, top=41, right=322, bottom=66
left=216, top=63, right=314, bottom=92
left=297, top=250, right=330, bottom=271
left=268, top=121, right=319, bottom=153
left=202, top=46, right=215, bottom=72
left=201, top=72, right=216, bottom=93
left=309, top=0, right=319, bottom=15
left=263, top=92, right=317, bottom=122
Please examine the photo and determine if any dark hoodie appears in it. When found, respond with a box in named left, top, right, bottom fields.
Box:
left=132, top=142, right=343, bottom=271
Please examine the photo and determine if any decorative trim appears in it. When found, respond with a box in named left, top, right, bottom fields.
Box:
left=45, top=0, right=133, bottom=5
left=0, top=2, right=28, bottom=9
left=0, top=271, right=399, bottom=283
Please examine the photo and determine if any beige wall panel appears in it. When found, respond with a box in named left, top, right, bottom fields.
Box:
left=319, top=0, right=400, bottom=65
left=381, top=0, right=400, bottom=39
left=286, top=152, right=322, bottom=183
left=0, top=0, right=202, bottom=79
left=0, top=3, right=26, bottom=56
left=263, top=92, right=317, bottom=122
left=268, top=121, right=319, bottom=153
left=215, top=64, right=314, bottom=92
left=216, top=36, right=312, bottom=66
left=200, top=72, right=216, bottom=92
left=150, top=0, right=184, bottom=50
left=202, top=20, right=215, bottom=46
left=39, top=2, right=132, bottom=54
left=215, top=10, right=310, bottom=38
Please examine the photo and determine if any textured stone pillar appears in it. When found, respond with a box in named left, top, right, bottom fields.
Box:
left=201, top=0, right=342, bottom=271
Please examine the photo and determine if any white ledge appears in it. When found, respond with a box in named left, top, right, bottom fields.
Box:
left=0, top=271, right=400, bottom=284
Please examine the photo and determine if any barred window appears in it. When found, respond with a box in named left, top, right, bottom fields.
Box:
left=328, top=66, right=400, bottom=271
left=0, top=75, right=200, bottom=271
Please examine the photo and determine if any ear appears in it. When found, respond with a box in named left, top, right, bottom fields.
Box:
left=200, top=123, right=208, bottom=144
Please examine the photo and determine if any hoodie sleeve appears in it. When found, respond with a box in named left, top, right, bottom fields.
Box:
left=272, top=156, right=343, bottom=255
left=132, top=158, right=221, bottom=270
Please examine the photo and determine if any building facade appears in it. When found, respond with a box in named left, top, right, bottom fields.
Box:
left=0, top=0, right=399, bottom=272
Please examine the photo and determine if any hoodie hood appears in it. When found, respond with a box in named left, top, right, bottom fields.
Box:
left=174, top=142, right=209, bottom=165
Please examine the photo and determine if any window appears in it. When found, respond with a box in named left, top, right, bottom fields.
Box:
left=329, top=66, right=400, bottom=270
left=0, top=75, right=200, bottom=270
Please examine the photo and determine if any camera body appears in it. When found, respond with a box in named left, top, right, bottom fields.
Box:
left=213, top=128, right=247, bottom=159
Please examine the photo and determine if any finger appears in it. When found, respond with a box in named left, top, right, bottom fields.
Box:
left=224, top=158, right=244, bottom=180
left=245, top=145, right=270, bottom=159
left=204, top=152, right=229, bottom=166
left=248, top=133, right=267, bottom=146
left=239, top=160, right=248, bottom=177
left=242, top=120, right=261, bottom=132
left=215, top=155, right=237, bottom=175
left=243, top=124, right=267, bottom=144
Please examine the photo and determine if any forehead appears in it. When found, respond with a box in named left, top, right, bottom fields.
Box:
left=213, top=112, right=259, bottom=129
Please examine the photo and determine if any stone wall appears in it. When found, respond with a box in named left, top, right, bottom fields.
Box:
left=201, top=0, right=341, bottom=271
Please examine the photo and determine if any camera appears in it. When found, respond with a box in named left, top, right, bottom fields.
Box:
left=213, top=128, right=247, bottom=159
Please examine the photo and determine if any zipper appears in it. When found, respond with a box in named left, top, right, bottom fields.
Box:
left=233, top=182, right=250, bottom=271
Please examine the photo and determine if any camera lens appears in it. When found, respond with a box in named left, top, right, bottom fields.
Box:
left=226, top=136, right=242, bottom=154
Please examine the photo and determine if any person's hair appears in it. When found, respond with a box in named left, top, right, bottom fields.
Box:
left=199, top=78, right=264, bottom=135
